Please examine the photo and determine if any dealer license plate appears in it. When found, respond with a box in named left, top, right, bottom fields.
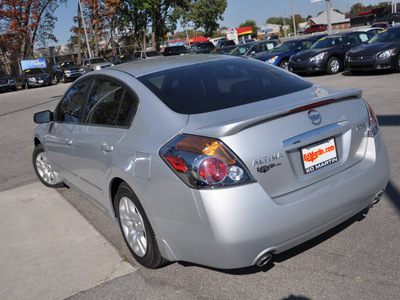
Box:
left=38, top=80, right=44, bottom=84
left=301, top=137, right=338, bottom=174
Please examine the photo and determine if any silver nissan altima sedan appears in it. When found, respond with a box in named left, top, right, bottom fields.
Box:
left=32, top=55, right=390, bottom=269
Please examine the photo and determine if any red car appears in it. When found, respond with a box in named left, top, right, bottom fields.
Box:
left=305, top=24, right=327, bottom=34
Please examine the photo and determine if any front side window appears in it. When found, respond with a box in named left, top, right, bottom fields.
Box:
left=57, top=79, right=90, bottom=123
left=84, top=78, right=136, bottom=127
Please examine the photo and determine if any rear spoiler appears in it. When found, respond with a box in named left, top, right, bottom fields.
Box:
left=187, top=89, right=362, bottom=137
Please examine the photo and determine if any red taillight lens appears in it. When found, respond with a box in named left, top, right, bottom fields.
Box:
left=163, top=154, right=187, bottom=173
left=160, top=134, right=254, bottom=189
left=364, top=100, right=379, bottom=137
left=198, top=157, right=227, bottom=184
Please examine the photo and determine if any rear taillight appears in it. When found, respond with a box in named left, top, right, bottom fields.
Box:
left=160, top=134, right=255, bottom=188
left=364, top=100, right=379, bottom=137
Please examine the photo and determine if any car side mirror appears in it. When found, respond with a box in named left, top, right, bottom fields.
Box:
left=34, top=110, right=53, bottom=124
left=294, top=47, right=302, bottom=52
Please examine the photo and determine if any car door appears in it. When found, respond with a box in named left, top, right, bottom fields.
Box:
left=44, top=78, right=91, bottom=187
left=72, top=76, right=138, bottom=207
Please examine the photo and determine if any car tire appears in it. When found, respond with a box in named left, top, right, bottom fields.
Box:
left=114, top=182, right=167, bottom=269
left=279, top=59, right=289, bottom=70
left=327, top=57, right=341, bottom=75
left=395, top=55, right=400, bottom=73
left=32, top=144, right=64, bottom=188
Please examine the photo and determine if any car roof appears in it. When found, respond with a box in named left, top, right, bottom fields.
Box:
left=113, top=54, right=242, bottom=77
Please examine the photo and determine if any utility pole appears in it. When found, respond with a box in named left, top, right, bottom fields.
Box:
left=283, top=10, right=287, bottom=38
left=326, top=0, right=332, bottom=34
left=290, top=0, right=297, bottom=38
left=78, top=0, right=92, bottom=58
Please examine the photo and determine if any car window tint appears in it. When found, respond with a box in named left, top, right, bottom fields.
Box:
left=117, top=92, right=137, bottom=126
left=84, top=78, right=124, bottom=126
left=299, top=40, right=314, bottom=49
left=57, top=79, right=90, bottom=123
left=138, top=58, right=312, bottom=114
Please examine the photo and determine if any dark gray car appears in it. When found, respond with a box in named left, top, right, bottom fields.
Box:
left=81, top=57, right=113, bottom=72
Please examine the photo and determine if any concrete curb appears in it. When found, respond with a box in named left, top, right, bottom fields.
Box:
left=0, top=182, right=134, bottom=300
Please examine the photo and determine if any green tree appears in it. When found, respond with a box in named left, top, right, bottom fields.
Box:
left=266, top=17, right=284, bottom=25
left=239, top=20, right=258, bottom=38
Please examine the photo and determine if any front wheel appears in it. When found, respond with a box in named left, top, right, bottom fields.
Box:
left=114, top=183, right=167, bottom=269
left=395, top=55, right=400, bottom=73
left=279, top=59, right=289, bottom=70
left=327, top=57, right=341, bottom=74
left=33, top=144, right=63, bottom=188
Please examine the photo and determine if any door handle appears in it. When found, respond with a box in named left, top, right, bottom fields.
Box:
left=102, top=144, right=114, bottom=152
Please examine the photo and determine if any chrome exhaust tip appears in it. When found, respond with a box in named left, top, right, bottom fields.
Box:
left=255, top=252, right=273, bottom=267
left=370, top=190, right=384, bottom=208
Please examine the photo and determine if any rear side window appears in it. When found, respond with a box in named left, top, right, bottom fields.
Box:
left=84, top=78, right=136, bottom=127
left=138, top=58, right=312, bottom=114
left=57, top=79, right=90, bottom=122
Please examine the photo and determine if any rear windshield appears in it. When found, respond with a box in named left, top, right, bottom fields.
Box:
left=137, top=58, right=312, bottom=114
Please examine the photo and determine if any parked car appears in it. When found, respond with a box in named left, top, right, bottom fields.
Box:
left=371, top=22, right=390, bottom=29
left=305, top=24, right=327, bottom=34
left=32, top=55, right=389, bottom=270
left=81, top=57, right=113, bottom=73
left=345, top=26, right=400, bottom=73
left=0, top=70, right=17, bottom=92
left=189, top=41, right=215, bottom=54
left=229, top=40, right=278, bottom=57
left=211, top=44, right=237, bottom=54
left=53, top=61, right=85, bottom=83
left=355, top=27, right=384, bottom=36
left=216, top=39, right=236, bottom=48
left=264, top=34, right=282, bottom=43
left=254, top=38, right=318, bottom=69
left=209, top=37, right=227, bottom=46
left=289, top=31, right=373, bottom=75
left=133, top=51, right=163, bottom=60
left=21, top=68, right=52, bottom=89
left=111, top=54, right=134, bottom=64
left=163, top=45, right=190, bottom=56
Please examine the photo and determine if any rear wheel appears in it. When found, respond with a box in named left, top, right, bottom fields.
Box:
left=33, top=144, right=63, bottom=188
left=327, top=57, right=341, bottom=74
left=114, top=183, right=167, bottom=269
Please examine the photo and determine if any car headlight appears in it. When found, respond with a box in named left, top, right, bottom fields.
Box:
left=64, top=70, right=71, bottom=74
left=95, top=65, right=101, bottom=70
left=79, top=68, right=85, bottom=73
left=8, top=79, right=15, bottom=84
left=267, top=56, right=278, bottom=64
left=377, top=48, right=396, bottom=59
left=27, top=77, right=35, bottom=82
left=310, top=52, right=327, bottom=62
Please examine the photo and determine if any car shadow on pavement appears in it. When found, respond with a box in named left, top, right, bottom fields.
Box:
left=385, top=180, right=400, bottom=216
left=341, top=70, right=394, bottom=77
left=377, top=115, right=400, bottom=126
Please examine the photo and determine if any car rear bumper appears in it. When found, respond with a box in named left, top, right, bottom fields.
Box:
left=153, top=132, right=390, bottom=269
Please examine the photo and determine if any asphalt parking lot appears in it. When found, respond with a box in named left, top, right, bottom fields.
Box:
left=0, top=69, right=399, bottom=300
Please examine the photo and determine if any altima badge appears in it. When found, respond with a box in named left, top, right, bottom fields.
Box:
left=308, top=110, right=321, bottom=125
